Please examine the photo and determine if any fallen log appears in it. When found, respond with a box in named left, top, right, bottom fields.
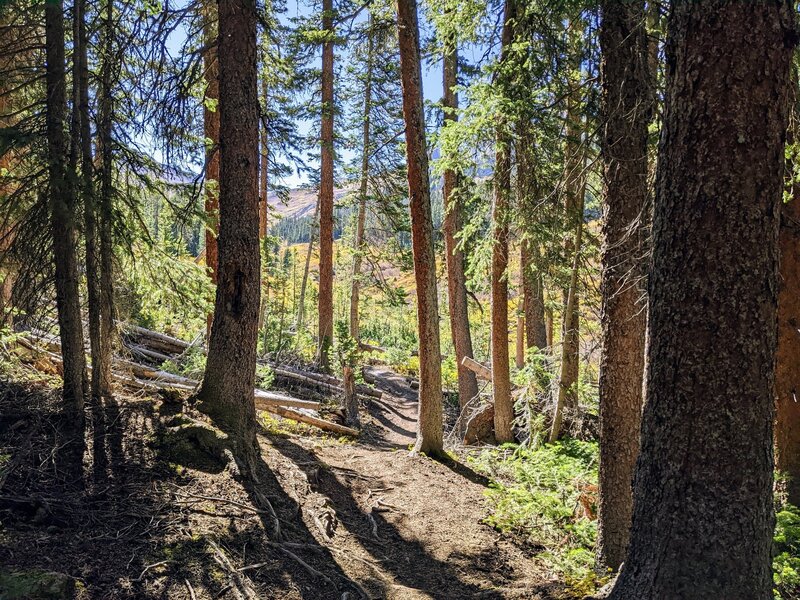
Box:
left=461, top=356, right=492, bottom=381
left=272, top=365, right=382, bottom=399
left=265, top=405, right=359, bottom=437
left=126, top=344, right=173, bottom=365
left=358, top=342, right=386, bottom=354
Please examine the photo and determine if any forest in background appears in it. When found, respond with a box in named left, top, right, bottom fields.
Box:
left=1, top=0, right=800, bottom=598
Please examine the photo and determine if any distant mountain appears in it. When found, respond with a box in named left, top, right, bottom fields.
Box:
left=267, top=186, right=353, bottom=220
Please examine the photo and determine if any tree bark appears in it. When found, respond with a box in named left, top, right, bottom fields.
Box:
left=491, top=0, right=514, bottom=443
left=777, top=94, right=800, bottom=507
left=349, top=15, right=373, bottom=342
left=46, top=0, right=86, bottom=468
left=608, top=3, right=794, bottom=598
left=198, top=0, right=261, bottom=472
left=442, top=35, right=479, bottom=409
left=560, top=22, right=586, bottom=414
left=596, top=0, right=650, bottom=571
left=203, top=0, right=220, bottom=334
left=396, top=0, right=444, bottom=457
left=521, top=240, right=547, bottom=352
left=260, top=74, right=268, bottom=240
left=317, top=0, right=335, bottom=371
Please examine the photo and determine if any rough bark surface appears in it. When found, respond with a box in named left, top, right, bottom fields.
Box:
left=260, top=75, right=268, bottom=240
left=596, top=0, right=650, bottom=571
left=608, top=3, right=794, bottom=598
left=777, top=103, right=800, bottom=507
left=442, top=42, right=478, bottom=409
left=521, top=241, right=547, bottom=352
left=396, top=0, right=444, bottom=457
left=46, top=0, right=86, bottom=462
left=317, top=0, right=335, bottom=371
left=198, top=0, right=261, bottom=471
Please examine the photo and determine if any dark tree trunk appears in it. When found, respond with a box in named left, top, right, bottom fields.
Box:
left=608, top=3, right=794, bottom=598
left=442, top=36, right=479, bottom=410
left=198, top=0, right=261, bottom=472
left=349, top=15, right=373, bottom=342
left=203, top=0, right=219, bottom=334
left=396, top=0, right=444, bottom=457
left=596, top=0, right=650, bottom=571
left=46, top=0, right=86, bottom=472
left=317, top=0, right=335, bottom=371
left=521, top=240, right=547, bottom=352
left=260, top=74, right=268, bottom=240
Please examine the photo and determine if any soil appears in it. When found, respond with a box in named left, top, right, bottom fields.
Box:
left=0, top=362, right=564, bottom=599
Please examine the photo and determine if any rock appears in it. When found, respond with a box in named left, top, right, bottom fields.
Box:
left=463, top=404, right=496, bottom=445
left=0, top=569, right=76, bottom=599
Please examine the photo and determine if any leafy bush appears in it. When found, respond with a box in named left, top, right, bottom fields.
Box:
left=467, top=439, right=605, bottom=597
left=775, top=502, right=800, bottom=600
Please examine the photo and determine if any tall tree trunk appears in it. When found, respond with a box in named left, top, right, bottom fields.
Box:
left=203, top=0, right=219, bottom=334
left=521, top=240, right=547, bottom=352
left=777, top=92, right=800, bottom=507
left=198, top=0, right=261, bottom=472
left=349, top=15, right=373, bottom=342
left=491, top=0, right=514, bottom=444
left=46, top=0, right=86, bottom=472
left=317, top=0, right=335, bottom=371
left=297, top=200, right=319, bottom=331
left=74, top=0, right=108, bottom=476
left=608, top=3, right=794, bottom=598
left=260, top=75, right=268, bottom=240
left=442, top=35, right=479, bottom=410
left=549, top=188, right=584, bottom=443
left=560, top=23, right=586, bottom=415
left=596, top=0, right=650, bottom=571
left=396, top=0, right=444, bottom=457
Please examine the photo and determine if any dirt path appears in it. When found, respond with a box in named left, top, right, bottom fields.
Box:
left=0, top=368, right=556, bottom=600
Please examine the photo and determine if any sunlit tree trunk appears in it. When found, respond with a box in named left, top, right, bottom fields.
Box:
left=608, top=3, right=794, bottom=598
left=198, top=0, right=261, bottom=472
left=396, top=0, right=444, bottom=457
left=442, top=35, right=478, bottom=410
left=777, top=83, right=800, bottom=507
left=596, top=0, right=650, bottom=571
left=317, top=0, right=335, bottom=371
left=349, top=15, right=373, bottom=342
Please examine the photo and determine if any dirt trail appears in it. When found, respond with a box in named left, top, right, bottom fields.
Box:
left=0, top=367, right=556, bottom=599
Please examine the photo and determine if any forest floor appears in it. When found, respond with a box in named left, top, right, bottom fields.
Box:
left=0, top=363, right=565, bottom=600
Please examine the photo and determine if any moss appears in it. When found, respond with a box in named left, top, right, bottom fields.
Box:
left=0, top=569, right=76, bottom=599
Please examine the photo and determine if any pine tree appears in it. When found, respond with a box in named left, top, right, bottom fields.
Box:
left=608, top=3, right=794, bottom=597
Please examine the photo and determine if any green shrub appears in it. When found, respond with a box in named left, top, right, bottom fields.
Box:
left=775, top=503, right=800, bottom=600
left=467, top=439, right=605, bottom=596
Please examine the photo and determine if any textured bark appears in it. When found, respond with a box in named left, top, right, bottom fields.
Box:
left=317, top=0, right=335, bottom=371
left=491, top=141, right=511, bottom=443
left=521, top=240, right=547, bottom=352
left=561, top=24, right=586, bottom=413
left=198, top=0, right=261, bottom=471
left=549, top=189, right=584, bottom=443
left=442, top=38, right=479, bottom=409
left=596, top=0, right=650, bottom=571
left=203, top=0, right=219, bottom=331
left=777, top=102, right=800, bottom=506
left=608, top=3, right=794, bottom=598
left=349, top=17, right=373, bottom=342
left=396, top=0, right=444, bottom=457
left=46, top=0, right=86, bottom=468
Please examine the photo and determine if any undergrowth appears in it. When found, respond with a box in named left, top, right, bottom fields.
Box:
left=469, top=440, right=800, bottom=599
left=466, top=439, right=605, bottom=597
